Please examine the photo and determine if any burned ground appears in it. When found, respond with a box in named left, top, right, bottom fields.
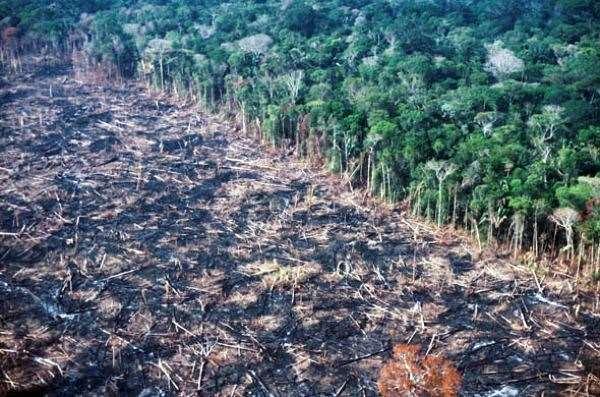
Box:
left=0, top=57, right=599, bottom=396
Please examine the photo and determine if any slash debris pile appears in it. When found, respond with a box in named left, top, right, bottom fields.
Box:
left=1, top=56, right=599, bottom=396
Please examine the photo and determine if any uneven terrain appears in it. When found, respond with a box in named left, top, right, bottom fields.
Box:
left=1, top=56, right=599, bottom=396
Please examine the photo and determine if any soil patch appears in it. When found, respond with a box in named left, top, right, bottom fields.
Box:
left=1, top=56, right=598, bottom=396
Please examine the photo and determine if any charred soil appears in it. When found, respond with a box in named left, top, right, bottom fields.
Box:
left=1, top=56, right=599, bottom=396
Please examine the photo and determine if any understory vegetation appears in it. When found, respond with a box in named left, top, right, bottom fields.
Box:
left=1, top=0, right=599, bottom=274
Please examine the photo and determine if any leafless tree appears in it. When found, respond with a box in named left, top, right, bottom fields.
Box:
left=550, top=207, right=580, bottom=257
left=236, top=33, right=273, bottom=55
left=510, top=212, right=525, bottom=257
left=484, top=41, right=525, bottom=80
left=528, top=105, right=564, bottom=164
left=474, top=111, right=501, bottom=137
left=143, top=38, right=173, bottom=89
left=398, top=70, right=424, bottom=102
left=426, top=160, right=457, bottom=226
left=281, top=69, right=304, bottom=105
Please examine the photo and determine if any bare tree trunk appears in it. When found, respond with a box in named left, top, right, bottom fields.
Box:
left=241, top=101, right=247, bottom=136
left=511, top=213, right=524, bottom=258
left=380, top=163, right=386, bottom=199
left=452, top=187, right=457, bottom=227
left=472, top=217, right=482, bottom=251
left=566, top=227, right=574, bottom=260
left=487, top=206, right=493, bottom=243
left=255, top=118, right=261, bottom=140
left=533, top=213, right=539, bottom=257
left=437, top=181, right=443, bottom=227
left=366, top=150, right=372, bottom=194
left=159, top=56, right=164, bottom=90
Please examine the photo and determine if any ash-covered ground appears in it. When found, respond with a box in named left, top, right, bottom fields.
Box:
left=1, top=56, right=598, bottom=396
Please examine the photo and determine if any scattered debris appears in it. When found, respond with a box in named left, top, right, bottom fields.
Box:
left=0, top=55, right=598, bottom=396
left=477, top=386, right=519, bottom=397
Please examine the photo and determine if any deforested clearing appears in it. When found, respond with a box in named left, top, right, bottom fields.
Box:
left=0, top=56, right=598, bottom=396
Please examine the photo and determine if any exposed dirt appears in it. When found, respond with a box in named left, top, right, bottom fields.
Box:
left=1, top=56, right=599, bottom=396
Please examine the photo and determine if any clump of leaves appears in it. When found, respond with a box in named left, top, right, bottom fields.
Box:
left=378, top=344, right=461, bottom=397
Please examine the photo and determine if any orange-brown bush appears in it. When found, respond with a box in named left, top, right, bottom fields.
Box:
left=378, top=344, right=462, bottom=397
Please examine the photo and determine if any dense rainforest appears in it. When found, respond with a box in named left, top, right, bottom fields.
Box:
left=1, top=0, right=599, bottom=272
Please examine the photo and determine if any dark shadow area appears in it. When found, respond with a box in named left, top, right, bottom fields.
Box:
left=0, top=55, right=596, bottom=397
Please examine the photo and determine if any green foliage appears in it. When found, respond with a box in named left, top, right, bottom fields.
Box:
left=0, top=0, right=120, bottom=45
left=87, top=11, right=139, bottom=77
left=583, top=211, right=600, bottom=242
left=556, top=183, right=595, bottom=211
left=6, top=0, right=600, bottom=250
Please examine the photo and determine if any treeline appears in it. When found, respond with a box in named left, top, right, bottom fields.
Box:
left=2, top=0, right=600, bottom=275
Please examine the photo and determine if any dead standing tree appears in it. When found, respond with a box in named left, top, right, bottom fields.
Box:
left=510, top=212, right=525, bottom=258
left=484, top=40, right=525, bottom=81
left=528, top=105, right=564, bottom=182
left=528, top=106, right=564, bottom=160
left=425, top=160, right=457, bottom=227
left=1, top=27, right=21, bottom=71
left=280, top=69, right=304, bottom=153
left=280, top=69, right=304, bottom=106
left=474, top=111, right=501, bottom=137
left=141, top=38, right=174, bottom=91
left=550, top=207, right=580, bottom=261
